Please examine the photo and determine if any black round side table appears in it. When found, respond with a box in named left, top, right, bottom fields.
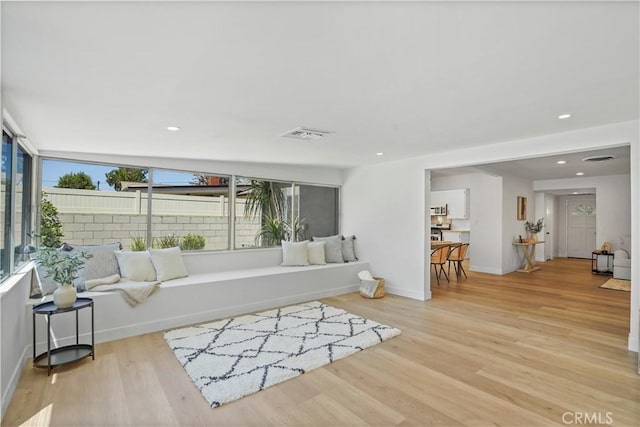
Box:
left=32, top=297, right=95, bottom=375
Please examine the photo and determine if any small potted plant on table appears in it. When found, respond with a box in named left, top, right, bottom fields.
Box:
left=524, top=218, right=544, bottom=243
left=34, top=247, right=91, bottom=308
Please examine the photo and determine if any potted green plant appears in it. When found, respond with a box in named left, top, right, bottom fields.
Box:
left=34, top=247, right=91, bottom=308
left=524, top=218, right=544, bottom=242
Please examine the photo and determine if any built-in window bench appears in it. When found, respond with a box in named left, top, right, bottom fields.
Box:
left=27, top=248, right=369, bottom=352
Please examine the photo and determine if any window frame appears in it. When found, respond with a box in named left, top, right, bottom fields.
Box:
left=21, top=156, right=342, bottom=262
left=1, top=125, right=36, bottom=283
left=232, top=175, right=340, bottom=250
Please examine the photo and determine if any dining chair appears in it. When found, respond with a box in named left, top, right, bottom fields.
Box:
left=430, top=245, right=450, bottom=286
left=447, top=243, right=469, bottom=280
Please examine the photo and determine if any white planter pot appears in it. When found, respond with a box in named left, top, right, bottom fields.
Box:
left=53, top=284, right=77, bottom=309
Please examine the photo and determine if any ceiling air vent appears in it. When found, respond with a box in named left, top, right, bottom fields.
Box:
left=280, top=126, right=334, bottom=141
left=582, top=155, right=615, bottom=162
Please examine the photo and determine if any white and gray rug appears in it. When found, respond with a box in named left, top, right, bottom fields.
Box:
left=164, top=301, right=401, bottom=408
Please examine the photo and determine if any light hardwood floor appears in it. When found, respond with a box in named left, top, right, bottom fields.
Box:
left=4, top=258, right=638, bottom=426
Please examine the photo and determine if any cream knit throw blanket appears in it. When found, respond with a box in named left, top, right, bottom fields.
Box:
left=86, top=274, right=159, bottom=306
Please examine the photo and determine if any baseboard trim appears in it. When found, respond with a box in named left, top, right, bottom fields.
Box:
left=385, top=285, right=426, bottom=301
left=1, top=345, right=28, bottom=419
left=628, top=333, right=639, bottom=353
left=469, top=265, right=504, bottom=275
left=27, top=284, right=360, bottom=353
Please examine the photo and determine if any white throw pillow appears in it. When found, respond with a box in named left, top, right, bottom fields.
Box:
left=149, top=247, right=189, bottom=282
left=115, top=250, right=157, bottom=282
left=312, top=235, right=343, bottom=263
left=281, top=240, right=309, bottom=266
left=307, top=241, right=326, bottom=265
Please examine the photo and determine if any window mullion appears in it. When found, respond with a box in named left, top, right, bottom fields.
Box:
left=146, top=169, right=153, bottom=248
left=8, top=135, right=17, bottom=273
left=229, top=175, right=236, bottom=251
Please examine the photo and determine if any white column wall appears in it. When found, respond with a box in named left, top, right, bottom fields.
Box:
left=342, top=157, right=427, bottom=300
left=630, top=139, right=639, bottom=352
left=431, top=172, right=503, bottom=274
left=501, top=175, right=535, bottom=273
left=0, top=270, right=31, bottom=419
left=534, top=192, right=546, bottom=262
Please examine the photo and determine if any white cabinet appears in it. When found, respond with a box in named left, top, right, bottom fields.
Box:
left=431, top=191, right=445, bottom=207
left=432, top=189, right=469, bottom=219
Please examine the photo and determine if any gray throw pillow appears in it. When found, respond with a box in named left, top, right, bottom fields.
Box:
left=342, top=235, right=358, bottom=262
left=34, top=261, right=59, bottom=296
left=69, top=242, right=122, bottom=291
left=32, top=248, right=74, bottom=296
left=312, top=235, right=343, bottom=263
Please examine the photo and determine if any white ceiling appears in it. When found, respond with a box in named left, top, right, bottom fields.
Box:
left=2, top=1, right=639, bottom=169
left=432, top=146, right=631, bottom=179
left=430, top=146, right=630, bottom=194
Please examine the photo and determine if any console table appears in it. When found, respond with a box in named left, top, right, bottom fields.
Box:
left=591, top=250, right=614, bottom=275
left=32, top=297, right=94, bottom=375
left=513, top=241, right=545, bottom=273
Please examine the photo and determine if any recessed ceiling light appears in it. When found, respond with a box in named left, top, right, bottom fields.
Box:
left=576, top=172, right=584, bottom=176
left=376, top=152, right=384, bottom=156
left=572, top=192, right=579, bottom=194
left=558, top=114, right=572, bottom=119
left=556, top=160, right=566, bottom=164
left=167, top=126, right=181, bottom=132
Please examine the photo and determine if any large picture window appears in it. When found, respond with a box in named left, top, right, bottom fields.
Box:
left=39, top=160, right=233, bottom=252
left=0, top=156, right=345, bottom=284
left=4, top=156, right=340, bottom=285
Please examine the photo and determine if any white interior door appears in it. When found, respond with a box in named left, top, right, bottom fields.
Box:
left=566, top=197, right=596, bottom=259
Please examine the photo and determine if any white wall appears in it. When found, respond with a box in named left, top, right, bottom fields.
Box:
left=502, top=175, right=535, bottom=273
left=0, top=270, right=31, bottom=419
left=342, top=157, right=427, bottom=300
left=544, top=193, right=558, bottom=260
left=0, top=8, right=4, bottom=418
left=534, top=192, right=546, bottom=262
left=343, top=120, right=638, bottom=351
left=630, top=138, right=639, bottom=352
left=431, top=172, right=503, bottom=274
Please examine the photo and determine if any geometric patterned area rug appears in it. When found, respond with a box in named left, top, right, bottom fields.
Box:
left=599, top=277, right=631, bottom=292
left=164, top=301, right=401, bottom=408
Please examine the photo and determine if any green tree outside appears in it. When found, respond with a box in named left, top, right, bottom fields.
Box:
left=105, top=167, right=148, bottom=191
left=56, top=171, right=96, bottom=190
left=40, top=192, right=64, bottom=247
